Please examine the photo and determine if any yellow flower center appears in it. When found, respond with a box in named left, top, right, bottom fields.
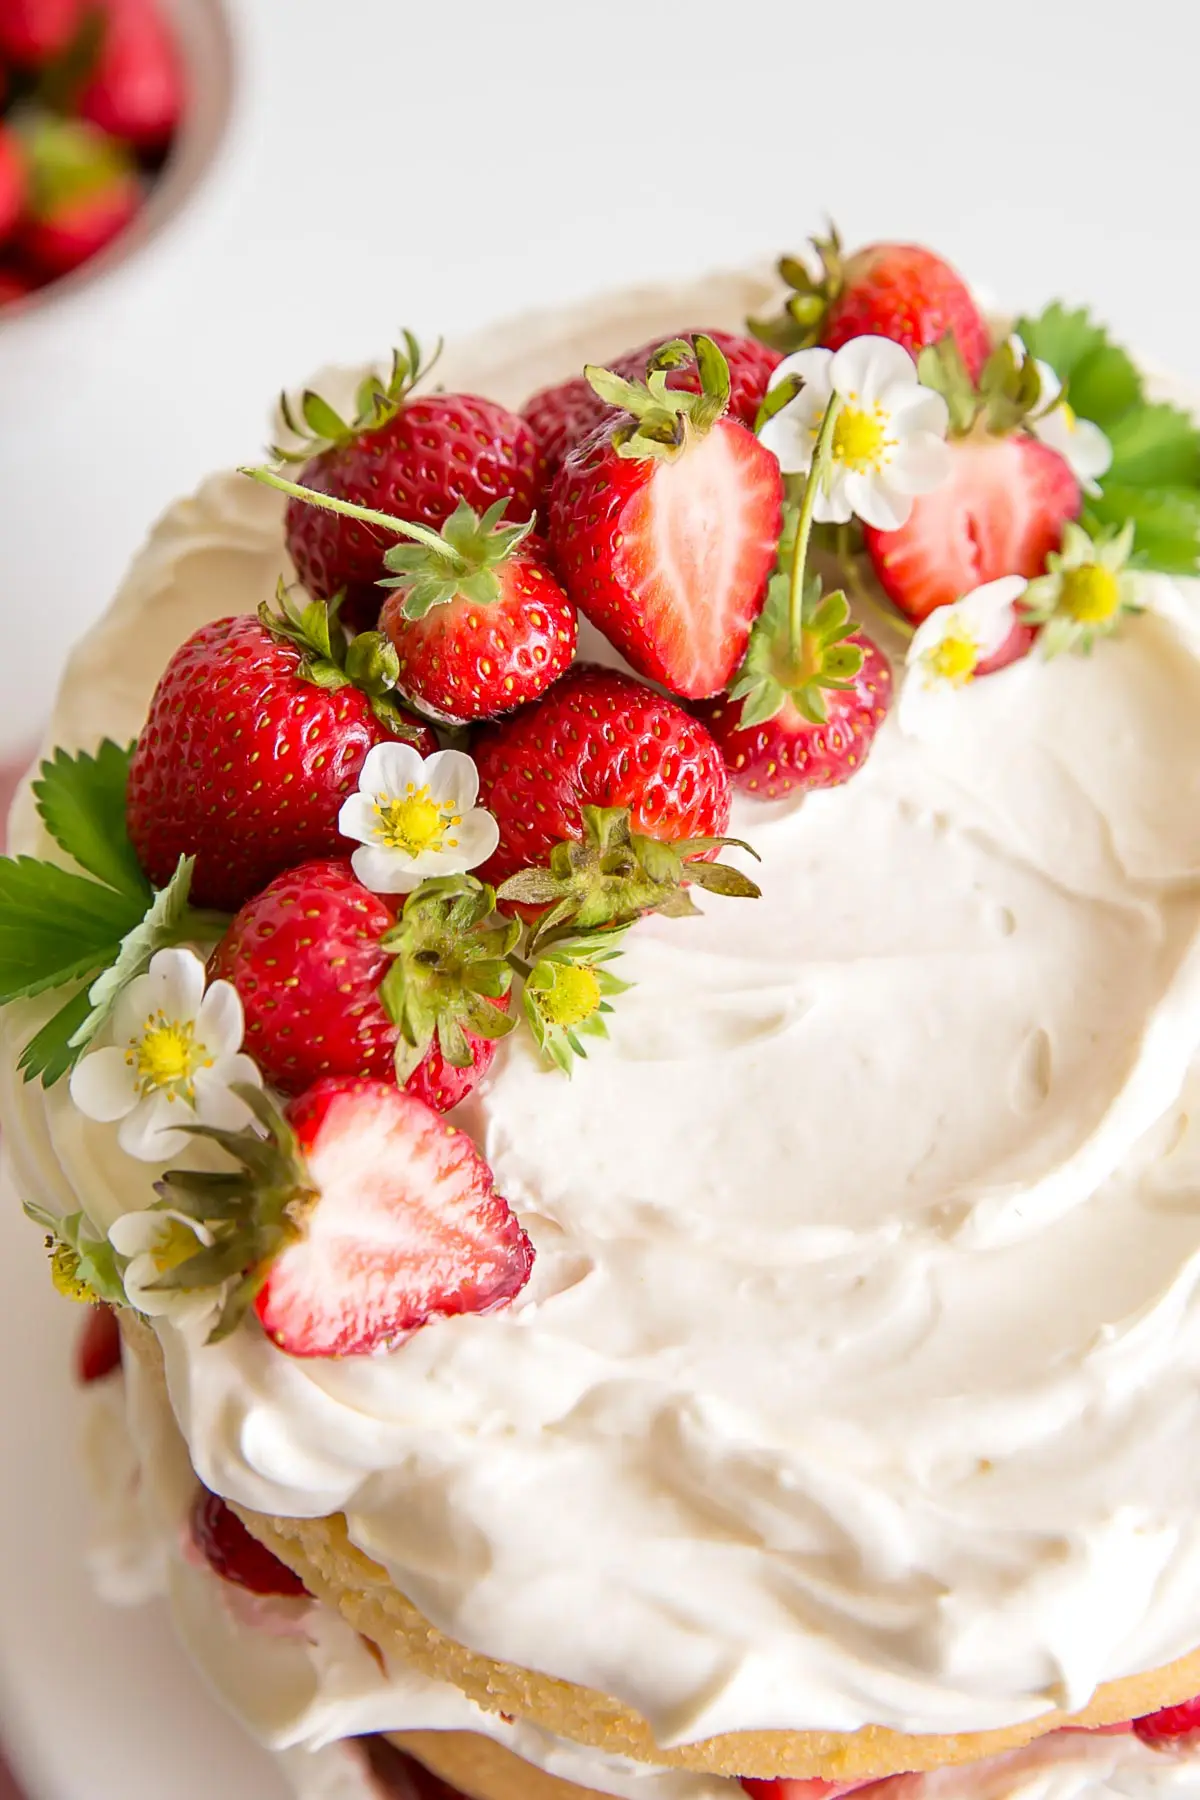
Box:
left=540, top=965, right=602, bottom=1029
left=151, top=1222, right=203, bottom=1277
left=1061, top=563, right=1120, bottom=624
left=926, top=631, right=979, bottom=686
left=128, top=1014, right=206, bottom=1100
left=829, top=401, right=894, bottom=473
left=1058, top=399, right=1078, bottom=434
left=375, top=784, right=460, bottom=855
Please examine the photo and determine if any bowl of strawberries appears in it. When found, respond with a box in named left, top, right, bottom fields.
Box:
left=0, top=0, right=230, bottom=312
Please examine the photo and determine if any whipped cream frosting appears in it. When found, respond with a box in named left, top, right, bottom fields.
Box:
left=7, top=276, right=1200, bottom=1752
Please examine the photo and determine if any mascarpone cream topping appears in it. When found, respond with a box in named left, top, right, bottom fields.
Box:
left=8, top=279, right=1200, bottom=1749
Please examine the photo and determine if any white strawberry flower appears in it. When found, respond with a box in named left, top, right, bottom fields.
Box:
left=1010, top=337, right=1113, bottom=494
left=899, top=576, right=1028, bottom=736
left=338, top=742, right=500, bottom=895
left=759, top=335, right=951, bottom=531
left=69, top=947, right=261, bottom=1163
left=107, top=1208, right=220, bottom=1328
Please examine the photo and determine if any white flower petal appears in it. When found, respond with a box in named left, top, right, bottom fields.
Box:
left=1033, top=358, right=1063, bottom=408
left=887, top=386, right=951, bottom=440
left=215, top=1050, right=263, bottom=1092
left=117, top=1093, right=193, bottom=1163
left=456, top=808, right=501, bottom=865
left=836, top=468, right=900, bottom=532
left=421, top=748, right=481, bottom=808
left=892, top=433, right=953, bottom=494
left=143, top=947, right=206, bottom=1024
left=111, top=967, right=156, bottom=1046
left=70, top=1045, right=137, bottom=1123
left=351, top=843, right=425, bottom=895
left=195, top=979, right=246, bottom=1061
left=192, top=1066, right=258, bottom=1131
left=336, top=791, right=379, bottom=846
left=108, top=1211, right=165, bottom=1258
left=356, top=740, right=428, bottom=803
left=767, top=347, right=834, bottom=397
left=830, top=334, right=917, bottom=401
left=810, top=476, right=853, bottom=525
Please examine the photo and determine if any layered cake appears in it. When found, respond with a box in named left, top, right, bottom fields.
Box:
left=5, top=233, right=1200, bottom=1800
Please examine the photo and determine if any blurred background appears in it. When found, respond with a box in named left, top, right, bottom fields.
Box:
left=0, top=0, right=1198, bottom=760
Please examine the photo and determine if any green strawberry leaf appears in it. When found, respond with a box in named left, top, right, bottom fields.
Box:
left=1083, top=484, right=1200, bottom=576
left=31, top=740, right=149, bottom=902
left=1014, top=303, right=1110, bottom=388
left=1066, top=345, right=1143, bottom=432
left=0, top=857, right=142, bottom=1004
left=18, top=986, right=97, bottom=1086
left=1105, top=405, right=1200, bottom=489
left=69, top=856, right=200, bottom=1058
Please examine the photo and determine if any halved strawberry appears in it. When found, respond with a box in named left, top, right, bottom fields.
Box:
left=548, top=335, right=782, bottom=700
left=1133, top=1693, right=1200, bottom=1746
left=75, top=1302, right=122, bottom=1383
left=741, top=1779, right=867, bottom=1798
left=863, top=435, right=1081, bottom=624
left=154, top=1079, right=535, bottom=1358
left=190, top=1486, right=308, bottom=1597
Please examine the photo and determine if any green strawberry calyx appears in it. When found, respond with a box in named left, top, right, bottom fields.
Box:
left=258, top=582, right=427, bottom=743
left=269, top=331, right=442, bottom=463
left=17, top=111, right=135, bottom=220
left=584, top=334, right=733, bottom=463
left=149, top=1085, right=317, bottom=1343
left=916, top=335, right=1048, bottom=440
left=497, top=806, right=761, bottom=955
left=519, top=927, right=632, bottom=1076
left=747, top=224, right=846, bottom=355
left=24, top=1202, right=126, bottom=1307
left=379, top=874, right=518, bottom=1082
left=731, top=560, right=865, bottom=730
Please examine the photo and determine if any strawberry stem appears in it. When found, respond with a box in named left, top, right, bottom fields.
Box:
left=241, top=467, right=455, bottom=562
left=788, top=394, right=843, bottom=657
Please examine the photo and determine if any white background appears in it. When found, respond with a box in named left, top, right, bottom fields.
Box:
left=0, top=4, right=1198, bottom=1795
left=0, top=0, right=1198, bottom=756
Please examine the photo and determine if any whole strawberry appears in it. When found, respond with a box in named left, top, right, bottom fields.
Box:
left=523, top=327, right=781, bottom=477
left=862, top=339, right=1082, bottom=623
left=190, top=1488, right=308, bottom=1597
left=75, top=1303, right=121, bottom=1383
left=751, top=227, right=991, bottom=381
left=209, top=861, right=515, bottom=1111
left=155, top=1079, right=535, bottom=1358
left=16, top=115, right=140, bottom=277
left=0, top=0, right=81, bottom=63
left=77, top=0, right=184, bottom=151
left=265, top=480, right=578, bottom=721
left=548, top=335, right=782, bottom=700
left=279, top=336, right=544, bottom=632
left=473, top=663, right=760, bottom=942
left=0, top=124, right=25, bottom=243
left=126, top=591, right=437, bottom=911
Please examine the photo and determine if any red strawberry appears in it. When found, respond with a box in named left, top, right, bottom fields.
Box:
left=0, top=125, right=26, bottom=243
left=75, top=1302, right=122, bottom=1383
left=190, top=1487, right=309, bottom=1597
left=253, top=1079, right=533, bottom=1357
left=1133, top=1694, right=1200, bottom=1746
left=270, top=488, right=578, bottom=723
left=0, top=0, right=82, bottom=63
left=209, top=860, right=514, bottom=1111
left=473, top=664, right=759, bottom=940
left=280, top=338, right=544, bottom=634
left=126, top=592, right=438, bottom=911
left=77, top=0, right=184, bottom=150
left=548, top=335, right=782, bottom=699
left=863, top=435, right=1081, bottom=624
left=751, top=229, right=989, bottom=382
left=523, top=327, right=781, bottom=477
left=475, top=663, right=732, bottom=884
left=741, top=1781, right=864, bottom=1798
left=17, top=115, right=140, bottom=277
left=0, top=264, right=40, bottom=306
left=698, top=628, right=892, bottom=799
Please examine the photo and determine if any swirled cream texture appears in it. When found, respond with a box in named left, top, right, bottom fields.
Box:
left=6, top=286, right=1200, bottom=1751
